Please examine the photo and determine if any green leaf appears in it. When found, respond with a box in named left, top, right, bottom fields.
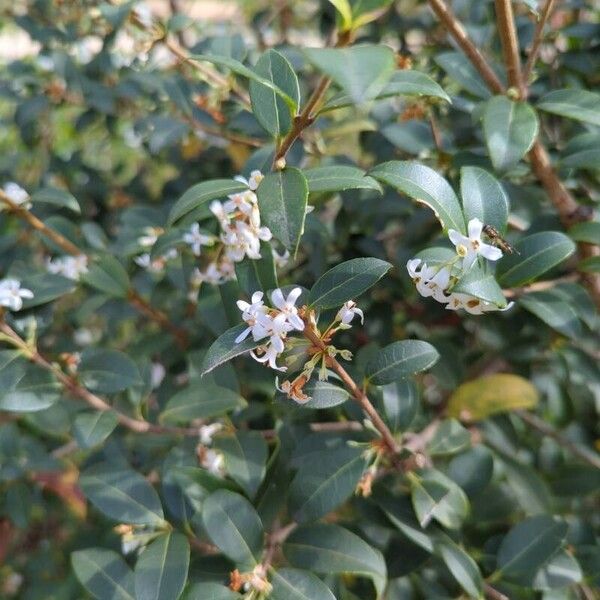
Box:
left=270, top=568, right=336, bottom=600
left=304, top=45, right=396, bottom=104
left=308, top=257, right=392, bottom=309
left=304, top=165, right=382, bottom=194
left=579, top=255, right=600, bottom=273
left=496, top=515, right=568, bottom=585
left=168, top=179, right=247, bottom=225
left=447, top=446, right=494, bottom=497
left=327, top=0, right=353, bottom=31
left=257, top=167, right=308, bottom=256
left=284, top=523, right=387, bottom=597
left=191, top=54, right=299, bottom=112
left=410, top=469, right=469, bottom=529
left=533, top=549, right=583, bottom=591
left=213, top=431, right=268, bottom=499
left=235, top=245, right=278, bottom=295
left=159, top=380, right=247, bottom=424
left=322, top=69, right=451, bottom=111
left=134, top=533, right=190, bottom=600
left=447, top=374, right=539, bottom=420
left=184, top=583, right=242, bottom=600
left=482, top=96, right=539, bottom=171
left=381, top=379, right=418, bottom=432
left=79, top=348, right=142, bottom=394
left=370, top=161, right=466, bottom=233
left=72, top=548, right=135, bottom=600
left=82, top=255, right=130, bottom=298
left=366, top=340, right=439, bottom=385
left=289, top=446, right=366, bottom=523
left=284, top=378, right=350, bottom=409
left=569, top=221, right=600, bottom=244
left=560, top=133, right=600, bottom=170
left=202, top=490, right=264, bottom=570
left=460, top=167, right=509, bottom=233
left=427, top=419, right=471, bottom=456
left=0, top=358, right=61, bottom=412
left=250, top=49, right=300, bottom=138
left=73, top=411, right=119, bottom=449
left=451, top=263, right=508, bottom=307
left=435, top=51, right=491, bottom=99
left=537, top=89, right=600, bottom=126
left=79, top=463, right=165, bottom=526
left=201, top=323, right=263, bottom=375
left=519, top=290, right=582, bottom=338
left=30, top=186, right=80, bottom=213
left=435, top=535, right=483, bottom=599
left=20, top=273, right=77, bottom=309
left=496, top=231, right=576, bottom=287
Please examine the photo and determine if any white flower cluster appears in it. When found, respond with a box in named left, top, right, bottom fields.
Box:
left=407, top=218, right=513, bottom=315
left=1, top=182, right=30, bottom=210
left=197, top=422, right=225, bottom=476
left=46, top=255, right=88, bottom=280
left=235, top=288, right=305, bottom=372
left=0, top=279, right=34, bottom=311
left=134, top=226, right=178, bottom=274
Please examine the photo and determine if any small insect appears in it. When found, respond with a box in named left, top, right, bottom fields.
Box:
left=482, top=224, right=519, bottom=255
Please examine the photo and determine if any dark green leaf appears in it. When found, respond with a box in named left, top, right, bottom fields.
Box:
left=304, top=165, right=382, bottom=194
left=435, top=535, right=483, bottom=598
left=201, top=324, right=263, bottom=375
left=366, top=340, right=439, bottom=385
left=537, top=89, right=600, bottom=126
left=82, top=255, right=130, bottom=298
left=30, top=186, right=80, bottom=213
left=519, top=290, right=582, bottom=338
left=20, top=273, right=76, bottom=309
left=569, top=221, right=600, bottom=244
left=134, top=533, right=189, bottom=600
left=308, top=257, right=391, bottom=309
left=451, top=263, right=508, bottom=307
left=73, top=411, right=119, bottom=449
left=202, top=490, right=264, bottom=569
left=72, top=548, right=135, bottom=600
left=427, top=419, right=471, bottom=456
left=184, top=583, right=242, bottom=600
left=79, top=348, right=142, bottom=394
left=234, top=244, right=278, bottom=295
left=257, top=167, right=308, bottom=256
left=370, top=161, right=466, bottom=232
left=460, top=167, right=509, bottom=233
left=270, top=568, right=336, bottom=600
left=435, top=51, right=491, bottom=98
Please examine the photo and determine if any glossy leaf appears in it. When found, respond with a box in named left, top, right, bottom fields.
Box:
left=447, top=374, right=538, bottom=420
left=284, top=523, right=387, bottom=597
left=304, top=45, right=395, bottom=104
left=168, top=180, right=247, bottom=225
left=30, top=186, right=80, bottom=213
left=134, top=533, right=190, bottom=600
left=289, top=445, right=365, bottom=522
left=496, top=515, right=568, bottom=585
left=519, top=290, right=583, bottom=338
left=79, top=463, right=165, bottom=526
left=451, top=262, right=508, bottom=307
left=73, top=411, right=119, bottom=449
left=257, top=167, right=308, bottom=256
left=202, top=490, right=264, bottom=569
left=483, top=96, right=539, bottom=171
left=72, top=548, right=135, bottom=600
left=537, top=89, right=600, bottom=126
left=79, top=348, right=142, bottom=394
left=201, top=323, right=263, bottom=375
left=160, top=380, right=247, bottom=424
left=381, top=379, right=419, bottom=432
left=184, top=583, right=242, bottom=600
left=435, top=51, right=491, bottom=99
left=308, top=257, right=391, bottom=309
left=82, top=255, right=130, bottom=298
left=370, top=161, right=466, bottom=233
left=249, top=49, right=300, bottom=137
left=435, top=535, right=483, bottom=598
left=20, top=273, right=76, bottom=309
left=270, top=568, right=336, bottom=600
left=460, top=167, right=509, bottom=233
left=427, top=419, right=471, bottom=456
left=234, top=245, right=278, bottom=295
left=304, top=165, right=382, bottom=194
left=496, top=231, right=576, bottom=287
left=366, top=340, right=439, bottom=385
left=569, top=221, right=600, bottom=244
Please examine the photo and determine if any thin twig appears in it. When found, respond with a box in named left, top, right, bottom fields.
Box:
left=0, top=321, right=200, bottom=438
left=484, top=583, right=510, bottom=600
left=523, top=0, right=558, bottom=86
left=262, top=522, right=297, bottom=569
left=503, top=273, right=578, bottom=298
left=494, top=0, right=526, bottom=97
left=517, top=410, right=600, bottom=469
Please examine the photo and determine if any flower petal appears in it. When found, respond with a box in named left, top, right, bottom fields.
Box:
left=479, top=243, right=503, bottom=262
left=468, top=218, right=483, bottom=240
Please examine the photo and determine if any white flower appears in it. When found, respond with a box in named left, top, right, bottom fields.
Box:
left=150, top=362, right=165, bottom=389
left=209, top=200, right=229, bottom=226
left=251, top=343, right=287, bottom=371
left=200, top=448, right=224, bottom=476
left=183, top=223, right=213, bottom=256
left=446, top=292, right=514, bottom=315
left=406, top=259, right=452, bottom=303
left=199, top=423, right=223, bottom=446
left=46, top=255, right=88, bottom=280
left=336, top=300, right=364, bottom=327
left=235, top=170, right=264, bottom=191
left=137, top=227, right=162, bottom=248
left=0, top=279, right=34, bottom=311
left=134, top=253, right=162, bottom=273
left=271, top=287, right=304, bottom=331
left=2, top=182, right=30, bottom=210
left=448, top=218, right=503, bottom=271
left=132, top=1, right=153, bottom=28
left=74, top=328, right=97, bottom=346
left=235, top=292, right=271, bottom=343
left=223, top=190, right=256, bottom=217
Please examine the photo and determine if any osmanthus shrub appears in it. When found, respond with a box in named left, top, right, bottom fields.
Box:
left=1, top=0, right=599, bottom=599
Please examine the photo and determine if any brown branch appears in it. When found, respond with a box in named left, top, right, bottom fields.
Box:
left=503, top=273, right=578, bottom=298
left=427, top=0, right=505, bottom=94
left=523, top=0, right=558, bottom=86
left=494, top=0, right=526, bottom=98
left=484, top=583, right=510, bottom=600
left=0, top=320, right=199, bottom=437
left=0, top=190, right=189, bottom=346
left=516, top=410, right=600, bottom=469
left=262, top=522, right=297, bottom=569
